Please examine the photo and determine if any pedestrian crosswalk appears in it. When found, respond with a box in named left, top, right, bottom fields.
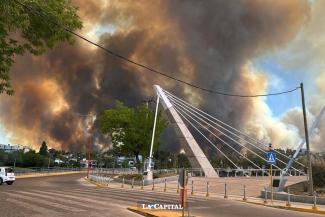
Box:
left=3, top=186, right=202, bottom=217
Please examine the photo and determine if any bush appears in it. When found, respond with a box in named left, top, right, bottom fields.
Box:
left=119, top=174, right=143, bottom=181
left=313, top=165, right=325, bottom=188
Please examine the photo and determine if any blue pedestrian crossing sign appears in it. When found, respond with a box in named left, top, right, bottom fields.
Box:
left=266, top=152, right=276, bottom=164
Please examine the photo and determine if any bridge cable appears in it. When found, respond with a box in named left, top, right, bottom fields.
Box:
left=165, top=92, right=304, bottom=174
left=172, top=105, right=262, bottom=169
left=163, top=89, right=305, bottom=168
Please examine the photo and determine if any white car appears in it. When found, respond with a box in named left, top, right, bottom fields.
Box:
left=0, top=167, right=15, bottom=185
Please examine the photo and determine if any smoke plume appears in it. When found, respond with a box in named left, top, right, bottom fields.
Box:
left=0, top=0, right=316, bottom=153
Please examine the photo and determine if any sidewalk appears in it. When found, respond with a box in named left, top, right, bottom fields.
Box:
left=86, top=177, right=325, bottom=215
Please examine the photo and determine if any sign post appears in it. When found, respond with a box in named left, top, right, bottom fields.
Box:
left=179, top=168, right=188, bottom=217
left=266, top=144, right=277, bottom=205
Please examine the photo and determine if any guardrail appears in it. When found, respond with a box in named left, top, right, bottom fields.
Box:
left=187, top=168, right=306, bottom=177
left=90, top=167, right=305, bottom=177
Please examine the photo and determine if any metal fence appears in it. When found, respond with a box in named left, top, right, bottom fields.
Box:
left=90, top=167, right=305, bottom=177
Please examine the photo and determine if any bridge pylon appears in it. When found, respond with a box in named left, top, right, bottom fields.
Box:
left=154, top=85, right=218, bottom=178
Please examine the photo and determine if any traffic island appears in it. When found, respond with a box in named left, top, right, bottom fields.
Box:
left=127, top=206, right=188, bottom=217
left=84, top=177, right=105, bottom=188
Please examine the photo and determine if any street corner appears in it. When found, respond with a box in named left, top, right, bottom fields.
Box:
left=127, top=206, right=183, bottom=217
left=83, top=176, right=105, bottom=188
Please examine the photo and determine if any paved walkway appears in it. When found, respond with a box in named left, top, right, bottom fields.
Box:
left=92, top=175, right=325, bottom=215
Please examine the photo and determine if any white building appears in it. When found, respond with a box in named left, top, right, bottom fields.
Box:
left=54, top=159, right=63, bottom=164
left=0, top=144, right=30, bottom=153
left=80, top=158, right=98, bottom=168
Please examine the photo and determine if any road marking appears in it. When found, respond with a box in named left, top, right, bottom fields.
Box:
left=6, top=198, right=64, bottom=216
left=5, top=192, right=85, bottom=212
left=75, top=187, right=211, bottom=202
left=58, top=188, right=192, bottom=205
left=30, top=189, right=131, bottom=209
left=16, top=191, right=104, bottom=210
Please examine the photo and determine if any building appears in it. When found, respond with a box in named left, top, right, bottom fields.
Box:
left=80, top=158, right=98, bottom=168
left=0, top=144, right=30, bottom=153
left=54, top=159, right=63, bottom=164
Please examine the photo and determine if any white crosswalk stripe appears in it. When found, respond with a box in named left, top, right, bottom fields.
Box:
left=5, top=198, right=64, bottom=217
left=51, top=188, right=183, bottom=204
left=28, top=189, right=134, bottom=207
left=5, top=186, right=205, bottom=217
left=15, top=191, right=108, bottom=210
left=4, top=189, right=140, bottom=217
left=70, top=187, right=211, bottom=203
left=6, top=192, right=85, bottom=212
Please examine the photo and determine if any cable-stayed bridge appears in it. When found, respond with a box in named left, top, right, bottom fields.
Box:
left=150, top=85, right=324, bottom=190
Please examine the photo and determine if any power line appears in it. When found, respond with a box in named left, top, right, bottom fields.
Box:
left=13, top=0, right=301, bottom=97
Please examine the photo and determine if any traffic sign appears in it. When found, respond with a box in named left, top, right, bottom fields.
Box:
left=266, top=152, right=276, bottom=164
left=178, top=169, right=188, bottom=188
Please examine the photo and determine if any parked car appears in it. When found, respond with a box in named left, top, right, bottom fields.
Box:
left=0, top=167, right=15, bottom=185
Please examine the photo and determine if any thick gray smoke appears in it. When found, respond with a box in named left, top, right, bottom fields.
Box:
left=0, top=0, right=312, bottom=152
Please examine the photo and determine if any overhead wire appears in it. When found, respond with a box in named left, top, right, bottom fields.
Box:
left=12, top=0, right=301, bottom=97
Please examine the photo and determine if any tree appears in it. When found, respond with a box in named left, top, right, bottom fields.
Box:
left=39, top=141, right=48, bottom=156
left=0, top=0, right=82, bottom=94
left=100, top=101, right=166, bottom=171
left=313, top=164, right=325, bottom=188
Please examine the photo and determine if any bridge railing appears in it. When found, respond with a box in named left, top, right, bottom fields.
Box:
left=89, top=167, right=305, bottom=177
left=188, top=168, right=306, bottom=177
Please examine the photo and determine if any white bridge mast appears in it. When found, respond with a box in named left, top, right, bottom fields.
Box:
left=152, top=85, right=218, bottom=177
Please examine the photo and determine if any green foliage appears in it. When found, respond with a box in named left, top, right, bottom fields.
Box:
left=153, top=151, right=191, bottom=169
left=177, top=153, right=191, bottom=168
left=100, top=101, right=166, bottom=170
left=0, top=148, right=83, bottom=168
left=0, top=150, right=6, bottom=166
left=0, top=0, right=82, bottom=94
left=313, top=164, right=325, bottom=188
left=39, top=141, right=48, bottom=156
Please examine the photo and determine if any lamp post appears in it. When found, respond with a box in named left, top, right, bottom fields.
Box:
left=147, top=95, right=160, bottom=180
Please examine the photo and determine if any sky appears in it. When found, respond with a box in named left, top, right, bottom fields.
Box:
left=0, top=0, right=324, bottom=152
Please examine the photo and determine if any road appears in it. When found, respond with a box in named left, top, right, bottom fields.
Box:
left=0, top=174, right=323, bottom=217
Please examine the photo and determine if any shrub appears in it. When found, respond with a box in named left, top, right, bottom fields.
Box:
left=313, top=165, right=325, bottom=188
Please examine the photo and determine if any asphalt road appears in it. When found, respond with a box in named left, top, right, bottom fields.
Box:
left=0, top=174, right=323, bottom=217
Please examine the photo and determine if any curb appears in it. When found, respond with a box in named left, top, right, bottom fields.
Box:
left=83, top=177, right=105, bottom=188
left=16, top=171, right=84, bottom=179
left=127, top=207, right=183, bottom=217
left=242, top=200, right=325, bottom=215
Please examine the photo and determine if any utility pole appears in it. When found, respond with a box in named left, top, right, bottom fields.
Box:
left=300, top=82, right=313, bottom=194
